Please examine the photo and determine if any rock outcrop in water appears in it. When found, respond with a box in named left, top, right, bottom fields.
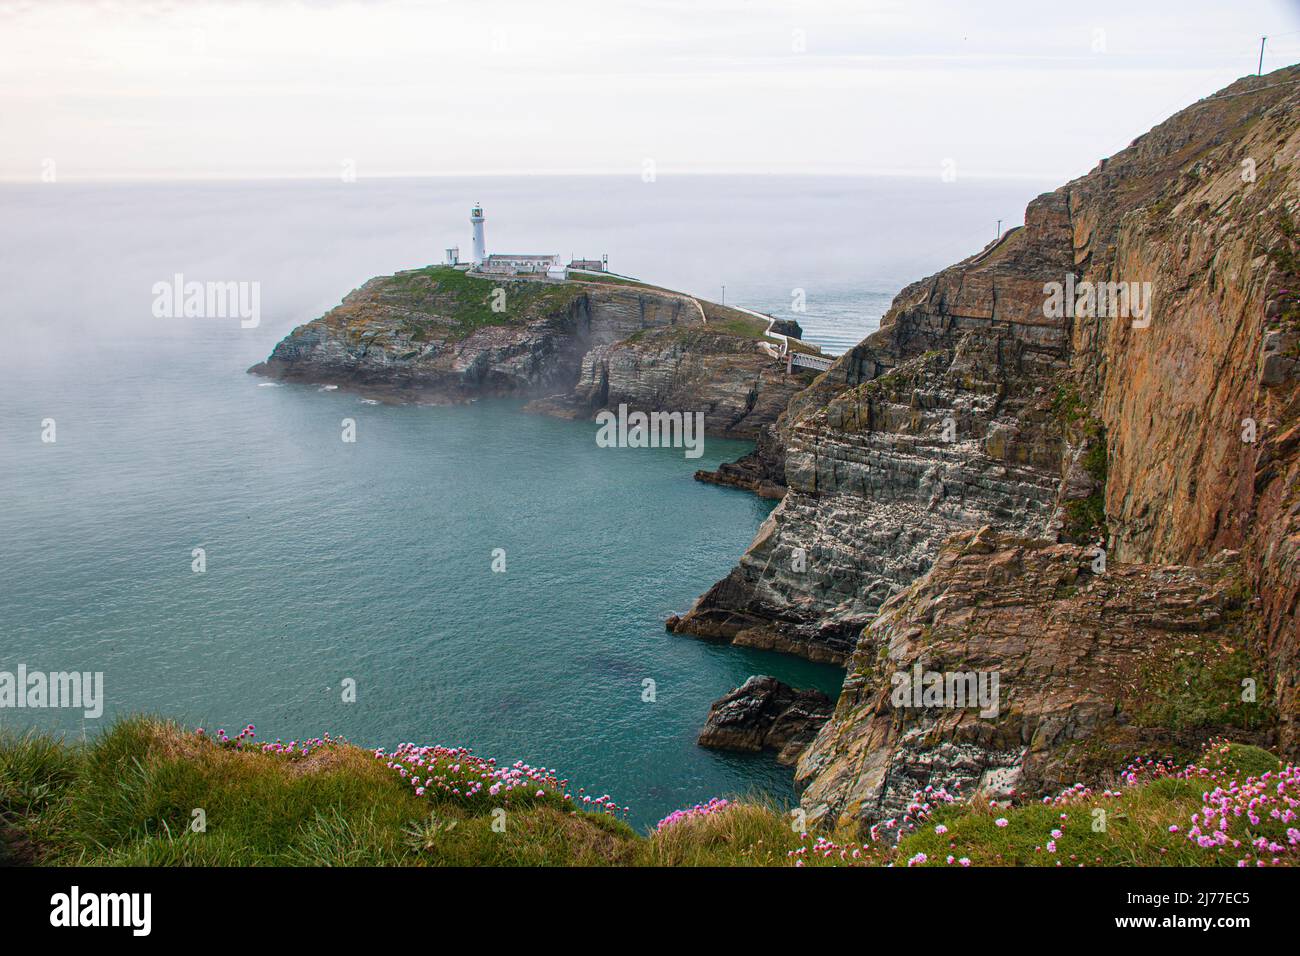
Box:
left=692, top=424, right=789, bottom=498
left=250, top=269, right=822, bottom=438
left=697, top=675, right=832, bottom=765
left=676, top=67, right=1300, bottom=830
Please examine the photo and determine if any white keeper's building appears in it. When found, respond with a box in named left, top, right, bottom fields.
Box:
left=446, top=204, right=605, bottom=281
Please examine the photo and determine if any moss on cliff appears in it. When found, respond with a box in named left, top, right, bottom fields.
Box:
left=1050, top=383, right=1088, bottom=427
left=1130, top=645, right=1267, bottom=733
left=1058, top=405, right=1109, bottom=542
left=1266, top=209, right=1300, bottom=342
left=1127, top=567, right=1271, bottom=734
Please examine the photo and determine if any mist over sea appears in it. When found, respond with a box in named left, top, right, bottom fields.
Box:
left=0, top=174, right=1052, bottom=828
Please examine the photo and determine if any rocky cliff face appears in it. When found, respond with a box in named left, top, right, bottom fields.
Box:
left=526, top=324, right=815, bottom=439
left=1062, top=70, right=1300, bottom=750
left=678, top=67, right=1300, bottom=827
left=671, top=192, right=1077, bottom=663
left=795, top=528, right=1265, bottom=830
left=251, top=269, right=818, bottom=438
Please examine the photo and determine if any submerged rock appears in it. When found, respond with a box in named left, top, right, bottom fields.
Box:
left=698, top=675, right=833, bottom=765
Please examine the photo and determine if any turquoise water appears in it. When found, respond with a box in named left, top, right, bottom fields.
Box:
left=2, top=359, right=837, bottom=829
left=0, top=175, right=1052, bottom=828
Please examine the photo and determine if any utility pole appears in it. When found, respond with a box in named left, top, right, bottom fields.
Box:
left=1260, top=36, right=1267, bottom=75
left=996, top=219, right=1002, bottom=240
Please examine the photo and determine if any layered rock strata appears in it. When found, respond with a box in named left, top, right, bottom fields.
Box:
left=671, top=193, right=1077, bottom=663
left=795, top=528, right=1265, bottom=831
left=678, top=69, right=1300, bottom=824
left=525, top=325, right=816, bottom=439
left=677, top=70, right=1300, bottom=691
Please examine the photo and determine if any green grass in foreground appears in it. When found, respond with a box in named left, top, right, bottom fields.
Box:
left=0, top=718, right=1291, bottom=867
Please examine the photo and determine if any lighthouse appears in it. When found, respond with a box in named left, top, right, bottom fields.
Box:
left=454, top=204, right=573, bottom=278
left=470, top=204, right=486, bottom=265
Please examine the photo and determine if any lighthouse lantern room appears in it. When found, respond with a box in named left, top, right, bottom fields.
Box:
left=470, top=204, right=487, bottom=265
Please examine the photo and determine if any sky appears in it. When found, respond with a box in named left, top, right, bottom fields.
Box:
left=2, top=0, right=1299, bottom=182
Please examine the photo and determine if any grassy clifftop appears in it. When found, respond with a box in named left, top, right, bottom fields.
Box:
left=325, top=266, right=804, bottom=347
left=340, top=265, right=587, bottom=342
left=1, top=717, right=1295, bottom=867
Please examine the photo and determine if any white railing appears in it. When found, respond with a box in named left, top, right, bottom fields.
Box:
left=787, top=351, right=835, bottom=371
left=731, top=304, right=836, bottom=372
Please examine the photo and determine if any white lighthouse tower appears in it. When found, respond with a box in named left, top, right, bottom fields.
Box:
left=470, top=203, right=486, bottom=265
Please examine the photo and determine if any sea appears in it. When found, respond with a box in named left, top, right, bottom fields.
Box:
left=0, top=173, right=1053, bottom=829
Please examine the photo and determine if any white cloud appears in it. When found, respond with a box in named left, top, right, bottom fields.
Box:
left=1, top=0, right=1297, bottom=180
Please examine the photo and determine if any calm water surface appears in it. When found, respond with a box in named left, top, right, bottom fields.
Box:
left=0, top=174, right=1051, bottom=827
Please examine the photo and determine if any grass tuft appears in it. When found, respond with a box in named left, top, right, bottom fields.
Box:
left=2, top=719, right=1293, bottom=868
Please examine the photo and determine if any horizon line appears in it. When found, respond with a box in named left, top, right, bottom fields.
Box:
left=0, top=168, right=1069, bottom=186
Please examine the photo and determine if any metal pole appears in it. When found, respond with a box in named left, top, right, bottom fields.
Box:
left=996, top=219, right=1002, bottom=240
left=721, top=283, right=726, bottom=305
left=1260, top=36, right=1267, bottom=75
